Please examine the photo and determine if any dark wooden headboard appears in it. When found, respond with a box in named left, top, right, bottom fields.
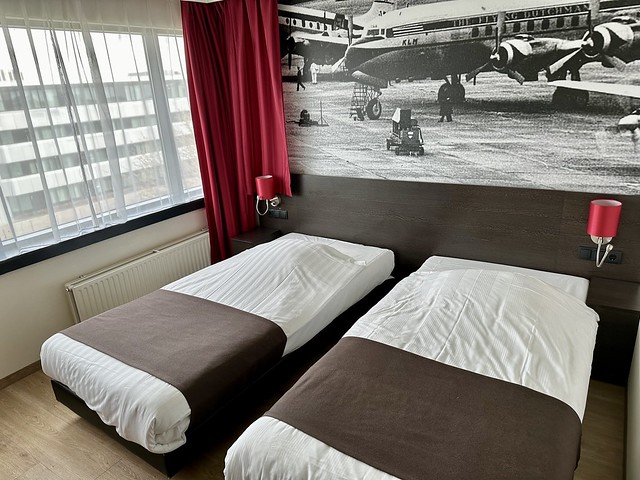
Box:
left=260, top=174, right=640, bottom=282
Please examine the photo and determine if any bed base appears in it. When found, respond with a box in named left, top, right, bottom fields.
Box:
left=50, top=279, right=396, bottom=478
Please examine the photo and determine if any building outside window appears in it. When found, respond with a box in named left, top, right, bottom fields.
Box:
left=0, top=0, right=202, bottom=262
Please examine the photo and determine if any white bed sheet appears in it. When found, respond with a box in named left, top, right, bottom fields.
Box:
left=41, top=233, right=394, bottom=454
left=225, top=258, right=598, bottom=480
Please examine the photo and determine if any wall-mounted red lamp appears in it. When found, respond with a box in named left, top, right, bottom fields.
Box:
left=255, top=175, right=281, bottom=216
left=587, top=199, right=622, bottom=268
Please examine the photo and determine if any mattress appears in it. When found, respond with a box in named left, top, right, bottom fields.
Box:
left=41, top=233, right=394, bottom=454
left=225, top=257, right=598, bottom=480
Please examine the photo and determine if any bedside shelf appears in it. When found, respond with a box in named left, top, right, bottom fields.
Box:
left=587, top=277, right=640, bottom=386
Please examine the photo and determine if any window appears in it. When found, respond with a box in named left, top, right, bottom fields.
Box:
left=571, top=15, right=580, bottom=27
left=0, top=20, right=201, bottom=261
left=527, top=20, right=535, bottom=31
left=557, top=17, right=565, bottom=28
left=542, top=18, right=550, bottom=29
left=485, top=25, right=492, bottom=36
left=513, top=22, right=521, bottom=33
left=471, top=27, right=479, bottom=38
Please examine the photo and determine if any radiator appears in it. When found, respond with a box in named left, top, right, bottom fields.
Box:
left=65, top=231, right=211, bottom=322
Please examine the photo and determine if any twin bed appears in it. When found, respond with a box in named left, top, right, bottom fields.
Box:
left=225, top=256, right=598, bottom=480
left=41, top=233, right=599, bottom=479
left=40, top=233, right=394, bottom=473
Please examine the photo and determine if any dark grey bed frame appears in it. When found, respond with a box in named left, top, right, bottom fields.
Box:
left=50, top=279, right=395, bottom=477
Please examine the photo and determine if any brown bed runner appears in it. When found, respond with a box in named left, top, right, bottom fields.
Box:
left=267, top=336, right=582, bottom=480
left=62, top=290, right=286, bottom=426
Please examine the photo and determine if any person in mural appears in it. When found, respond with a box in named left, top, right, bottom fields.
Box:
left=302, top=58, right=311, bottom=81
left=438, top=80, right=453, bottom=122
left=296, top=66, right=306, bottom=91
left=310, top=61, right=320, bottom=84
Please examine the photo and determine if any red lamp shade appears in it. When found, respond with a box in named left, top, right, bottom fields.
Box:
left=255, top=175, right=276, bottom=200
left=587, top=199, right=622, bottom=238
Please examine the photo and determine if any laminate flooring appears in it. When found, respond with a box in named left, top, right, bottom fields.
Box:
left=0, top=371, right=626, bottom=480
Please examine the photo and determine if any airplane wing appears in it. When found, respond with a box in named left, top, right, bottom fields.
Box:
left=549, top=80, right=640, bottom=136
left=548, top=80, right=640, bottom=99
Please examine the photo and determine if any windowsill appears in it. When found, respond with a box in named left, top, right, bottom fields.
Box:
left=0, top=198, right=205, bottom=276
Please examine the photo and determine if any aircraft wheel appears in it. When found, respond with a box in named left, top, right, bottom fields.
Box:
left=552, top=88, right=572, bottom=109
left=574, top=90, right=589, bottom=109
left=366, top=99, right=382, bottom=120
left=451, top=84, right=465, bottom=104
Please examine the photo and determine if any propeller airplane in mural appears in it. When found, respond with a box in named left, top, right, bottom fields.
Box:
left=339, top=0, right=640, bottom=119
left=278, top=0, right=394, bottom=68
left=279, top=0, right=640, bottom=196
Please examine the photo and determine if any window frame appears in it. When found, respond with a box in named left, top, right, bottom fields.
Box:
left=0, top=197, right=204, bottom=275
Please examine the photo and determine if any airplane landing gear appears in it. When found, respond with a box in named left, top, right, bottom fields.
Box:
left=450, top=83, right=466, bottom=104
left=438, top=75, right=466, bottom=105
left=552, top=87, right=589, bottom=109
left=366, top=98, right=382, bottom=120
left=350, top=83, right=383, bottom=120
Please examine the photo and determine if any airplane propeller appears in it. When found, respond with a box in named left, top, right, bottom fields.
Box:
left=466, top=12, right=525, bottom=84
left=465, top=12, right=505, bottom=82
left=547, top=0, right=628, bottom=78
left=331, top=15, right=354, bottom=74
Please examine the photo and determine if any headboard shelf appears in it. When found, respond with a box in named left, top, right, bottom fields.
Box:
left=261, top=174, right=640, bottom=282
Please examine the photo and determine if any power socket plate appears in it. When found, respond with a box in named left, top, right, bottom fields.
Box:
left=268, top=209, right=288, bottom=220
left=578, top=246, right=623, bottom=264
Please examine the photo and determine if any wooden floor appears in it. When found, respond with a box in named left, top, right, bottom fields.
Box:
left=0, top=371, right=626, bottom=480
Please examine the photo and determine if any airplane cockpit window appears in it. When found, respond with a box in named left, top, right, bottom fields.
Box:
left=367, top=29, right=380, bottom=36
left=333, top=15, right=348, bottom=30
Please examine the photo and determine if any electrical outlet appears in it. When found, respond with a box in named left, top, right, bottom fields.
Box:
left=577, top=246, right=623, bottom=264
left=268, top=209, right=288, bottom=219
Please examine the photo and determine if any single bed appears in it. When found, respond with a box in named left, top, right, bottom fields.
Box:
left=40, top=233, right=394, bottom=475
left=225, top=256, right=598, bottom=480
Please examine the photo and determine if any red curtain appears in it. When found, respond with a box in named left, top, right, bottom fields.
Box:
left=181, top=0, right=291, bottom=262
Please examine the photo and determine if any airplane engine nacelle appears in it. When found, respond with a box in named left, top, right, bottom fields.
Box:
left=618, top=112, right=640, bottom=132
left=583, top=22, right=636, bottom=59
left=490, top=39, right=533, bottom=72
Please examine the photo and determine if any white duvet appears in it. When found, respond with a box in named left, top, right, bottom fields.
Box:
left=225, top=261, right=598, bottom=480
left=41, top=233, right=394, bottom=453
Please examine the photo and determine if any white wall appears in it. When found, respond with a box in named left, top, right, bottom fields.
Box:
left=629, top=326, right=640, bottom=480
left=0, top=208, right=208, bottom=380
